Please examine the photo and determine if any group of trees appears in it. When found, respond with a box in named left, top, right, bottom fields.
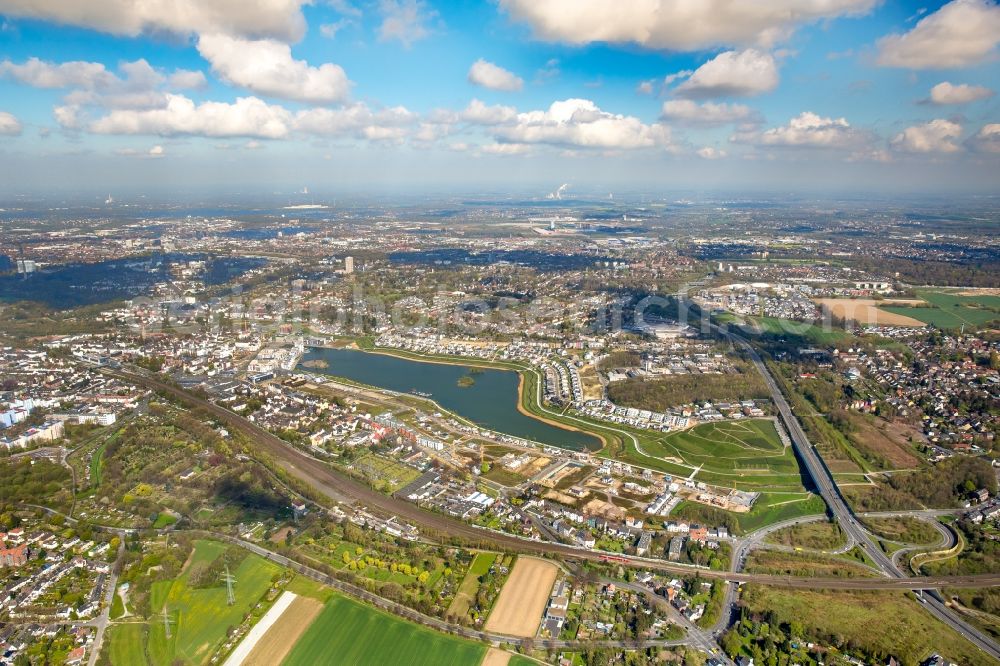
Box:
left=608, top=367, right=769, bottom=412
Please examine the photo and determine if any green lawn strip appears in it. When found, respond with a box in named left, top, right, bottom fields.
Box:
left=282, top=593, right=487, bottom=666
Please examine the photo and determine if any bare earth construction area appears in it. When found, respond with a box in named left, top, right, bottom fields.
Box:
left=814, top=298, right=926, bottom=327
left=484, top=557, right=558, bottom=638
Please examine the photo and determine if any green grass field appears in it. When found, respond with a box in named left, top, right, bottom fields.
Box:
left=881, top=290, right=1000, bottom=329
left=107, top=623, right=149, bottom=666
left=146, top=540, right=282, bottom=666
left=282, top=593, right=487, bottom=666
left=749, top=316, right=857, bottom=345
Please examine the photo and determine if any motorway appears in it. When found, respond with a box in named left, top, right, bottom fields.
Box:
left=102, top=366, right=1000, bottom=591
left=704, top=319, right=1000, bottom=660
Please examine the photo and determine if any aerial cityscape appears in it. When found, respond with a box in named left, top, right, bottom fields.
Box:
left=1, top=1, right=999, bottom=666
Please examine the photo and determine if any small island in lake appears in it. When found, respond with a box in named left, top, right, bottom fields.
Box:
left=457, top=374, right=476, bottom=388
left=303, top=359, right=329, bottom=369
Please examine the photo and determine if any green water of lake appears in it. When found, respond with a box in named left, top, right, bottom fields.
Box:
left=299, top=347, right=600, bottom=451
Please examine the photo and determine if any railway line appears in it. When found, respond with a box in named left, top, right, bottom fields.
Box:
left=103, top=366, right=1000, bottom=592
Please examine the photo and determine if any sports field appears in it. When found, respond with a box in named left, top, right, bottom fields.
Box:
left=881, top=290, right=1000, bottom=329
left=483, top=557, right=557, bottom=637
left=146, top=540, right=282, bottom=666
left=281, top=593, right=487, bottom=666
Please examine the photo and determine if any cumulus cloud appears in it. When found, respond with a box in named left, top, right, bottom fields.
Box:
left=498, top=0, right=877, bottom=50
left=197, top=33, right=350, bottom=104
left=293, top=104, right=416, bottom=140
left=1, top=57, right=208, bottom=99
left=674, top=50, right=779, bottom=99
left=0, top=57, right=116, bottom=89
left=378, top=0, right=436, bottom=47
left=926, top=81, right=994, bottom=104
left=890, top=119, right=963, bottom=152
left=493, top=98, right=674, bottom=150
left=971, top=123, right=1000, bottom=152
left=169, top=69, right=208, bottom=90
left=87, top=94, right=292, bottom=139
left=0, top=0, right=308, bottom=42
left=876, top=0, right=1000, bottom=69
left=0, top=110, right=22, bottom=135
left=468, top=59, right=523, bottom=92
left=660, top=100, right=758, bottom=126
left=737, top=111, right=869, bottom=149
left=460, top=99, right=517, bottom=125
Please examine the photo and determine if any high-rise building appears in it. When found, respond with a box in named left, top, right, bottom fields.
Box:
left=344, top=256, right=355, bottom=274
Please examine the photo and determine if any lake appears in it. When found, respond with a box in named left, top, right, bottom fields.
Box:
left=299, top=347, right=601, bottom=451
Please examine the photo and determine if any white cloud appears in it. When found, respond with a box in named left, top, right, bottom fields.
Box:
left=876, top=0, right=1000, bottom=69
left=498, top=0, right=877, bottom=50
left=53, top=105, right=82, bottom=129
left=739, top=111, right=868, bottom=149
left=927, top=81, right=994, bottom=104
left=169, top=69, right=208, bottom=90
left=493, top=98, right=674, bottom=151
left=148, top=144, right=164, bottom=157
left=460, top=99, right=517, bottom=125
left=663, top=69, right=694, bottom=86
left=0, top=57, right=115, bottom=89
left=636, top=80, right=655, bottom=95
left=468, top=59, right=523, bottom=92
left=697, top=147, right=726, bottom=159
left=197, top=33, right=351, bottom=104
left=293, top=103, right=416, bottom=139
left=0, top=0, right=308, bottom=42
left=890, top=118, right=963, bottom=152
left=660, top=100, right=757, bottom=126
left=0, top=110, right=22, bottom=135
left=377, top=0, right=436, bottom=47
left=674, top=50, right=779, bottom=99
left=971, top=123, right=1000, bottom=152
left=87, top=94, right=292, bottom=139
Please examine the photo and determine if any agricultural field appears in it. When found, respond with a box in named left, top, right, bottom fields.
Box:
left=144, top=540, right=283, bottom=666
left=880, top=289, right=1000, bottom=329
left=225, top=591, right=323, bottom=666
left=282, top=593, right=487, bottom=666
left=813, top=298, right=925, bottom=327
left=483, top=557, right=558, bottom=638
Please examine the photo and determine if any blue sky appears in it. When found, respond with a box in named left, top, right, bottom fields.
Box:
left=0, top=0, right=998, bottom=195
